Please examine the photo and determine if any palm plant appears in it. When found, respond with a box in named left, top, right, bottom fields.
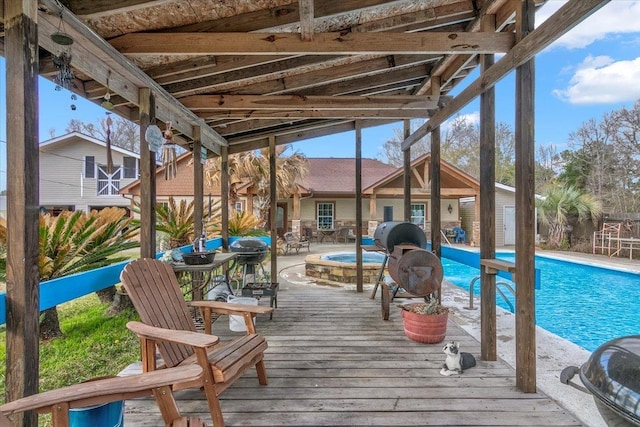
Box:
left=227, top=210, right=268, bottom=236
left=536, top=183, right=603, bottom=249
left=204, top=145, right=308, bottom=225
left=154, top=196, right=221, bottom=248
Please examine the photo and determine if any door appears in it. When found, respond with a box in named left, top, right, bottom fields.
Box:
left=503, top=206, right=516, bottom=245
left=276, top=203, right=288, bottom=237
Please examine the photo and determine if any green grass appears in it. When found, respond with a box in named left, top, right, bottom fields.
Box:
left=0, top=293, right=141, bottom=405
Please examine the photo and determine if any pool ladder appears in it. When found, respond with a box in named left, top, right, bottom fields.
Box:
left=467, top=276, right=515, bottom=313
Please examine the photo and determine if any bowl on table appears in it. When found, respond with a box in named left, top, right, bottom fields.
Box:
left=182, top=251, right=216, bottom=265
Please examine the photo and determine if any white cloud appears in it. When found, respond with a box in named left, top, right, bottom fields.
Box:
left=552, top=55, right=640, bottom=104
left=538, top=1, right=640, bottom=49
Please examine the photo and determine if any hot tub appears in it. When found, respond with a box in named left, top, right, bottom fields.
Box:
left=305, top=251, right=384, bottom=285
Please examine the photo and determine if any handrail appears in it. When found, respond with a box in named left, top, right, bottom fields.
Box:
left=467, top=275, right=515, bottom=313
left=440, top=230, right=452, bottom=246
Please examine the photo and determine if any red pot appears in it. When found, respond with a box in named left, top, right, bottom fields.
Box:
left=401, top=307, right=448, bottom=344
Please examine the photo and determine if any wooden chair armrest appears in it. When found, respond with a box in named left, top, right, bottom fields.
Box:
left=188, top=301, right=274, bottom=316
left=126, top=321, right=220, bottom=348
left=0, top=365, right=202, bottom=418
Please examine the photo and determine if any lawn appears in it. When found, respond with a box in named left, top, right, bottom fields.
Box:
left=0, top=293, right=141, bottom=405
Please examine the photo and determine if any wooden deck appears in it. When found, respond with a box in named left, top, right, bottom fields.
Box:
left=123, top=283, right=582, bottom=426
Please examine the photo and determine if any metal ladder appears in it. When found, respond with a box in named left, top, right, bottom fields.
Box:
left=467, top=276, right=515, bottom=313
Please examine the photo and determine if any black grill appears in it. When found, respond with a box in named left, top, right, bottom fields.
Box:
left=373, top=221, right=427, bottom=253
left=230, top=238, right=269, bottom=265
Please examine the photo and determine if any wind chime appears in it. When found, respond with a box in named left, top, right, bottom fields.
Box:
left=105, top=112, right=114, bottom=173
left=162, top=121, right=178, bottom=180
left=51, top=8, right=76, bottom=110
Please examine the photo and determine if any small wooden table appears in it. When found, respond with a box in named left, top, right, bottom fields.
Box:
left=171, top=252, right=238, bottom=300
left=610, top=237, right=640, bottom=260
left=319, top=229, right=337, bottom=243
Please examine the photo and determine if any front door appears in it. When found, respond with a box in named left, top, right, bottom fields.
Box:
left=503, top=206, right=516, bottom=245
left=276, top=203, right=288, bottom=237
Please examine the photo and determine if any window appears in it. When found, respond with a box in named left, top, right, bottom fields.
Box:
left=234, top=201, right=244, bottom=212
left=316, top=202, right=334, bottom=230
left=97, top=165, right=122, bottom=196
left=84, top=156, right=95, bottom=178
left=123, top=157, right=138, bottom=178
left=411, top=203, right=426, bottom=229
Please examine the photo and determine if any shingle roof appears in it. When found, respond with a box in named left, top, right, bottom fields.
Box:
left=299, top=158, right=397, bottom=194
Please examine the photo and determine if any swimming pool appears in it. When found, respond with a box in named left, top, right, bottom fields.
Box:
left=442, top=253, right=640, bottom=352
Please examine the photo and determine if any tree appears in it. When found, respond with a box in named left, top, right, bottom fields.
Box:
left=0, top=208, right=140, bottom=339
left=204, top=145, right=308, bottom=226
left=536, top=183, right=603, bottom=249
left=66, top=116, right=139, bottom=152
left=152, top=196, right=221, bottom=249
left=377, top=120, right=430, bottom=166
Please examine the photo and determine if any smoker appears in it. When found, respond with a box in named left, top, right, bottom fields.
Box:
left=371, top=221, right=443, bottom=319
left=230, top=238, right=269, bottom=287
left=561, top=335, right=640, bottom=426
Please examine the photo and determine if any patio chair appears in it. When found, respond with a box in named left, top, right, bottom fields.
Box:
left=453, top=226, right=466, bottom=243
left=336, top=227, right=357, bottom=243
left=0, top=365, right=206, bottom=427
left=283, top=231, right=310, bottom=254
left=120, top=258, right=274, bottom=427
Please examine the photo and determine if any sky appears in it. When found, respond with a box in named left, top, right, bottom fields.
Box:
left=1, top=1, right=640, bottom=190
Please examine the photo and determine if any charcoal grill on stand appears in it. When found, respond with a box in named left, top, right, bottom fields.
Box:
left=229, top=238, right=269, bottom=290
left=366, top=221, right=443, bottom=320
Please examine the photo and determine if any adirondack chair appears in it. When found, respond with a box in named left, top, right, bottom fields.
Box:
left=120, top=258, right=274, bottom=427
left=283, top=231, right=310, bottom=254
left=0, top=365, right=205, bottom=427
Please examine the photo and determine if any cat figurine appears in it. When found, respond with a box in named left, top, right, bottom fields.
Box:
left=440, top=341, right=476, bottom=376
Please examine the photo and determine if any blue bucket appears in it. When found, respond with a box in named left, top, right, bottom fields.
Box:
left=68, top=400, right=124, bottom=427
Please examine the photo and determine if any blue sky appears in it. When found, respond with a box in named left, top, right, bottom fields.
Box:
left=1, top=1, right=640, bottom=190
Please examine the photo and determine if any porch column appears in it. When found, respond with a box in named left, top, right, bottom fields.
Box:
left=479, top=13, right=497, bottom=362
left=430, top=127, right=441, bottom=258
left=403, top=120, right=411, bottom=222
left=5, top=1, right=40, bottom=424
left=269, top=136, right=278, bottom=283
left=193, top=127, right=203, bottom=239
left=221, top=146, right=229, bottom=251
left=515, top=0, right=537, bottom=393
left=139, top=88, right=156, bottom=258
left=355, top=121, right=363, bottom=292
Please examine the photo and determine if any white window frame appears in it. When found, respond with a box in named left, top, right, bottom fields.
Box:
left=410, top=203, right=426, bottom=229
left=316, top=202, right=335, bottom=230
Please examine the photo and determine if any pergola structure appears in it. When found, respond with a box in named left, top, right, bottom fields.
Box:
left=2, top=1, right=609, bottom=424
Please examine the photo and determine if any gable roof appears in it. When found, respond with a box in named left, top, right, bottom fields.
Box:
left=298, top=158, right=397, bottom=194
left=40, top=132, right=141, bottom=158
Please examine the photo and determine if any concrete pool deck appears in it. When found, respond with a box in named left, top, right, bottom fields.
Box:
left=277, top=242, right=639, bottom=427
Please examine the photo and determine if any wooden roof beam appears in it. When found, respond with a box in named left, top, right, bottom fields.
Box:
left=182, top=95, right=439, bottom=111
left=110, top=32, right=515, bottom=56
left=38, top=0, right=227, bottom=155
left=299, top=0, right=315, bottom=41
left=403, top=0, right=612, bottom=150
left=195, top=109, right=430, bottom=120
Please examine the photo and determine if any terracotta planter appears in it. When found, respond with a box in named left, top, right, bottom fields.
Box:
left=401, top=306, right=448, bottom=344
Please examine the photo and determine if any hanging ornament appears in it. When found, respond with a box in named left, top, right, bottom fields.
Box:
left=162, top=121, right=178, bottom=180
left=145, top=124, right=163, bottom=152
left=101, top=70, right=114, bottom=110
left=51, top=10, right=75, bottom=92
left=105, top=113, right=114, bottom=173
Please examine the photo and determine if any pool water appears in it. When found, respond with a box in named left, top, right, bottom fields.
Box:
left=442, top=254, right=640, bottom=352
left=321, top=252, right=385, bottom=263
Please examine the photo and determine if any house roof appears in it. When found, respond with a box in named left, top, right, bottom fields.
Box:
left=298, top=158, right=397, bottom=194
left=40, top=132, right=141, bottom=158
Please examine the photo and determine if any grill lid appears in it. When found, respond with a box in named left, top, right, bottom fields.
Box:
left=230, top=238, right=268, bottom=253
left=579, top=335, right=640, bottom=424
left=373, top=221, right=426, bottom=253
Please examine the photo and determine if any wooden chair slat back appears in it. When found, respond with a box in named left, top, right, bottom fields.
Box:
left=121, top=258, right=196, bottom=367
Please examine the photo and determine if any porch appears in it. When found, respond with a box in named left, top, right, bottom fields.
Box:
left=121, top=251, right=581, bottom=426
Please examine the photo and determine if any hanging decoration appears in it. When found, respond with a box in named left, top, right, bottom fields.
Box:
left=101, top=70, right=114, bottom=110
left=105, top=112, right=114, bottom=173
left=145, top=124, right=164, bottom=152
left=51, top=8, right=76, bottom=110
left=162, top=121, right=178, bottom=180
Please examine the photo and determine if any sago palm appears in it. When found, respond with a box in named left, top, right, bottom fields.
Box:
left=154, top=196, right=221, bottom=248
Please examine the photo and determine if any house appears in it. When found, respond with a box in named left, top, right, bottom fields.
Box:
left=120, top=152, right=517, bottom=245
left=39, top=132, right=141, bottom=214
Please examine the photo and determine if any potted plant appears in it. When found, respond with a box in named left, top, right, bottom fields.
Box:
left=399, top=298, right=448, bottom=344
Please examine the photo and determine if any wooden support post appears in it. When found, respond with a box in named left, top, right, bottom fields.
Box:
left=221, top=146, right=229, bottom=251
left=139, top=88, right=156, bottom=259
left=430, top=127, right=441, bottom=258
left=515, top=0, right=537, bottom=393
left=193, top=127, right=203, bottom=239
left=355, top=121, right=363, bottom=293
left=480, top=14, right=497, bottom=362
left=269, top=136, right=278, bottom=283
left=5, top=2, right=40, bottom=425
left=403, top=120, right=411, bottom=222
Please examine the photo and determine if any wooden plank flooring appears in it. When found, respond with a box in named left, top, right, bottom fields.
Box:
left=123, top=282, right=582, bottom=426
